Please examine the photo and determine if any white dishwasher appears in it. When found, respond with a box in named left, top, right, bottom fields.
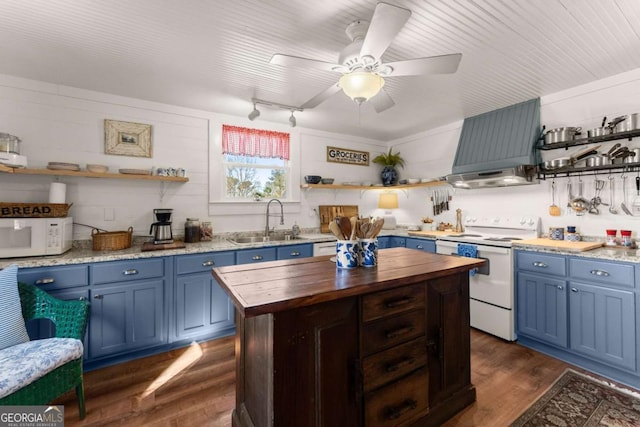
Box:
left=313, top=241, right=336, bottom=256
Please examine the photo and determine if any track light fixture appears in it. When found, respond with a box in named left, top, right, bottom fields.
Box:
left=248, top=102, right=260, bottom=121
left=248, top=98, right=303, bottom=126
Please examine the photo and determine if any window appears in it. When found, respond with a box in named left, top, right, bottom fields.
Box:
left=222, top=125, right=290, bottom=200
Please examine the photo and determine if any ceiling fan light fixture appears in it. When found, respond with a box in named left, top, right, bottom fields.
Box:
left=339, top=72, right=385, bottom=104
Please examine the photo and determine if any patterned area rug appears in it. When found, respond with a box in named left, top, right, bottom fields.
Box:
left=511, top=369, right=640, bottom=426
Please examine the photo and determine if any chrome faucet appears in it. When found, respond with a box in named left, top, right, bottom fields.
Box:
left=265, top=198, right=284, bottom=237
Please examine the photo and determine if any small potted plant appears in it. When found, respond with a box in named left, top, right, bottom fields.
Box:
left=373, top=148, right=405, bottom=186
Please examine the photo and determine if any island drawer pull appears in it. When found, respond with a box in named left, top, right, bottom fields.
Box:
left=252, top=255, right=263, bottom=261
left=590, top=269, right=610, bottom=277
left=384, top=296, right=415, bottom=308
left=35, top=278, right=55, bottom=285
left=532, top=261, right=548, bottom=268
left=122, top=269, right=139, bottom=275
left=385, top=325, right=414, bottom=339
left=290, top=251, right=300, bottom=256
left=202, top=260, right=215, bottom=267
left=385, top=356, right=415, bottom=373
left=386, top=399, right=418, bottom=420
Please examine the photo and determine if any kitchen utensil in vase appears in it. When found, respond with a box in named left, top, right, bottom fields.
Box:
left=549, top=179, right=560, bottom=216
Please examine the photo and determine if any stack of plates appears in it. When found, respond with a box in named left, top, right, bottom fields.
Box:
left=47, top=162, right=80, bottom=171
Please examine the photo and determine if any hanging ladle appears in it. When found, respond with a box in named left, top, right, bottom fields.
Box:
left=608, top=175, right=618, bottom=214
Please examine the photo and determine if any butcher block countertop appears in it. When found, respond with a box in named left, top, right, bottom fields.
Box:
left=212, top=247, right=484, bottom=317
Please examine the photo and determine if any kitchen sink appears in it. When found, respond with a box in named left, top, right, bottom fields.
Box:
left=228, top=235, right=305, bottom=244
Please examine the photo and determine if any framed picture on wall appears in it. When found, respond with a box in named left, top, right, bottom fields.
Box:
left=104, top=119, right=152, bottom=157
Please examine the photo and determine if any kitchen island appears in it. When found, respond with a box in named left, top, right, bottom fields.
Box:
left=212, top=247, right=485, bottom=427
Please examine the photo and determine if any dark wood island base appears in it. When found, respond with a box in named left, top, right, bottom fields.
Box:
left=212, top=248, right=485, bottom=427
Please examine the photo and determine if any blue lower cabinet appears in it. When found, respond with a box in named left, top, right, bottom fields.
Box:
left=174, top=252, right=236, bottom=341
left=276, top=243, right=313, bottom=260
left=516, top=272, right=568, bottom=348
left=89, top=279, right=166, bottom=359
left=236, top=247, right=277, bottom=264
left=377, top=236, right=390, bottom=249
left=389, top=237, right=406, bottom=248
left=569, top=282, right=636, bottom=371
left=405, top=238, right=435, bottom=253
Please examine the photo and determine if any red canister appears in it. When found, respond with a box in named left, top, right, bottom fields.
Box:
left=606, top=229, right=618, bottom=246
left=620, top=230, right=632, bottom=247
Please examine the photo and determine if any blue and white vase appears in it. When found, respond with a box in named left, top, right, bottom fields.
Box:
left=336, top=240, right=359, bottom=269
left=381, top=166, right=398, bottom=186
left=358, top=238, right=378, bottom=267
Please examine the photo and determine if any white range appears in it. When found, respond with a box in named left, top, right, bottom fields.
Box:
left=435, top=215, right=540, bottom=341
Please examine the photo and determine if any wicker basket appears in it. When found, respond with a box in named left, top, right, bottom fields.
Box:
left=92, top=227, right=133, bottom=251
left=0, top=202, right=72, bottom=218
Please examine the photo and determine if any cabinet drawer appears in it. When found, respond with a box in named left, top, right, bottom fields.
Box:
left=517, top=251, right=566, bottom=276
left=17, top=264, right=89, bottom=291
left=365, top=368, right=429, bottom=427
left=362, top=284, right=425, bottom=323
left=404, top=238, right=435, bottom=253
left=362, top=309, right=425, bottom=356
left=363, top=337, right=427, bottom=393
left=276, top=243, right=312, bottom=260
left=569, top=258, right=634, bottom=288
left=90, top=258, right=166, bottom=285
left=236, top=247, right=277, bottom=264
left=176, top=251, right=235, bottom=275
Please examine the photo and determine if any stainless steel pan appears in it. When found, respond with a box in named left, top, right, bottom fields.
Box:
left=611, top=114, right=640, bottom=133
left=544, top=127, right=582, bottom=144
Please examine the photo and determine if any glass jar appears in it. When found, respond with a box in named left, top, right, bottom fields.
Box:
left=200, top=221, right=212, bottom=241
left=620, top=230, right=632, bottom=247
left=605, top=229, right=618, bottom=246
left=184, top=218, right=201, bottom=243
left=0, top=133, right=20, bottom=154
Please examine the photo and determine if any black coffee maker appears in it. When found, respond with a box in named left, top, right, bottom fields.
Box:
left=150, top=208, right=173, bottom=244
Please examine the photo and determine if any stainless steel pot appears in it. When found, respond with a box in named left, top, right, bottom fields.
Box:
left=612, top=114, right=640, bottom=133
left=587, top=127, right=611, bottom=138
left=625, top=148, right=640, bottom=164
left=586, top=155, right=611, bottom=167
left=544, top=127, right=582, bottom=144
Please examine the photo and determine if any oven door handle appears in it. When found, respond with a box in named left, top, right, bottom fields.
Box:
left=436, top=241, right=510, bottom=255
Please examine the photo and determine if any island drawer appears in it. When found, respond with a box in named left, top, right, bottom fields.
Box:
left=90, top=258, right=166, bottom=285
left=17, top=264, right=89, bottom=291
left=362, top=336, right=427, bottom=393
left=365, top=367, right=429, bottom=427
left=516, top=251, right=566, bottom=276
left=362, top=284, right=425, bottom=322
left=362, top=309, right=425, bottom=356
left=176, top=251, right=235, bottom=275
left=569, top=258, right=634, bottom=288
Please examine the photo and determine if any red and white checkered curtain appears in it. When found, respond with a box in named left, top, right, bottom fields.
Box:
left=222, top=125, right=290, bottom=160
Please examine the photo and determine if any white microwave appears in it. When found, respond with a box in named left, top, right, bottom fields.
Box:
left=0, top=217, right=73, bottom=258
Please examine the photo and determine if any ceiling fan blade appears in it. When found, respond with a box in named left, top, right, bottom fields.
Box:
left=384, top=54, right=462, bottom=76
left=270, top=54, right=345, bottom=73
left=360, top=2, right=411, bottom=61
left=301, top=83, right=342, bottom=109
left=370, top=88, right=395, bottom=113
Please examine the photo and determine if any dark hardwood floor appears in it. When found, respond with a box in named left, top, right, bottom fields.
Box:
left=59, top=329, right=577, bottom=426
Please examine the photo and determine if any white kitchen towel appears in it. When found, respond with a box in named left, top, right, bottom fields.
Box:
left=457, top=243, right=478, bottom=276
left=48, top=182, right=66, bottom=203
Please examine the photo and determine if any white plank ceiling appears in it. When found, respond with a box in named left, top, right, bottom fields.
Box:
left=0, top=0, right=639, bottom=141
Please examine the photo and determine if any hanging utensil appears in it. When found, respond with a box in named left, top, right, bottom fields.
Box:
left=549, top=179, right=560, bottom=216
left=608, top=176, right=618, bottom=214
left=567, top=178, right=573, bottom=208
left=571, top=176, right=589, bottom=216
left=633, top=171, right=640, bottom=215
left=621, top=173, right=633, bottom=215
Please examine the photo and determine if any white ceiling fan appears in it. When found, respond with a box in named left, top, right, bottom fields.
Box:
left=270, top=2, right=462, bottom=113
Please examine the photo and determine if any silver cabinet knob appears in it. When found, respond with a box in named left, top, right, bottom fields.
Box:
left=202, top=260, right=215, bottom=267
left=252, top=255, right=263, bottom=261
left=123, top=269, right=138, bottom=275
left=590, top=269, right=610, bottom=277
left=94, top=294, right=104, bottom=299
left=571, top=287, right=578, bottom=293
left=532, top=261, right=548, bottom=268
left=35, top=278, right=55, bottom=284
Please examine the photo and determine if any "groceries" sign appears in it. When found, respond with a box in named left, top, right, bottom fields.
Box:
left=326, top=146, right=369, bottom=166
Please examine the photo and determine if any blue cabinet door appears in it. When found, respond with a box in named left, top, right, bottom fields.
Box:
left=175, top=272, right=234, bottom=340
left=389, top=237, right=406, bottom=248
left=405, top=238, right=435, bottom=253
left=569, top=282, right=636, bottom=371
left=89, top=279, right=165, bottom=358
left=377, top=236, right=390, bottom=249
left=516, top=272, right=568, bottom=348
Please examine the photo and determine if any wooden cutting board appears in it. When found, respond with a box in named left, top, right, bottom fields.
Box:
left=408, top=230, right=462, bottom=237
left=142, top=241, right=187, bottom=251
left=318, top=205, right=359, bottom=233
left=514, top=238, right=604, bottom=252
